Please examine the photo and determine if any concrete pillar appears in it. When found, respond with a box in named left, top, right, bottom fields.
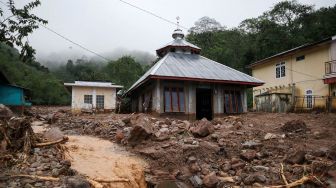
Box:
left=155, top=79, right=161, bottom=113
left=92, top=88, right=96, bottom=108
left=188, top=83, right=195, bottom=113
left=243, top=89, right=248, bottom=112
left=71, top=87, right=75, bottom=109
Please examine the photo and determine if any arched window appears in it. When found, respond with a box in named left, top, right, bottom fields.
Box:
left=305, top=89, right=313, bottom=108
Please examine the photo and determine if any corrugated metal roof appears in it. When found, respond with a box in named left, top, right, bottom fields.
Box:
left=157, top=38, right=201, bottom=51
left=127, top=52, right=264, bottom=93
left=247, top=36, right=335, bottom=68
left=64, top=81, right=123, bottom=88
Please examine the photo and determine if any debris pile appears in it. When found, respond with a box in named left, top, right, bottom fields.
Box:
left=33, top=107, right=336, bottom=187
left=0, top=106, right=72, bottom=188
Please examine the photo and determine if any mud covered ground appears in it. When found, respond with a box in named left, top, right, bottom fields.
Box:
left=13, top=106, right=336, bottom=187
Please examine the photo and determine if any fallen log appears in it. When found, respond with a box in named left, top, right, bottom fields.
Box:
left=34, top=136, right=69, bottom=148
left=269, top=176, right=311, bottom=188
left=86, top=178, right=103, bottom=188
left=3, top=174, right=59, bottom=181
left=94, top=177, right=130, bottom=183
left=280, top=163, right=289, bottom=186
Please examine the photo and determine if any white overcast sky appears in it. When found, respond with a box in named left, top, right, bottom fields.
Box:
left=10, top=0, right=336, bottom=61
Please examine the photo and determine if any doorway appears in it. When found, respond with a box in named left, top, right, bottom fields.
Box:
left=196, top=88, right=213, bottom=120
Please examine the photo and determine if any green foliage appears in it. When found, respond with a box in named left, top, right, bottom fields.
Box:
left=187, top=1, right=336, bottom=108
left=0, top=0, right=47, bottom=63
left=104, top=56, right=144, bottom=89
left=52, top=56, right=146, bottom=90
left=0, top=43, right=69, bottom=105
left=187, top=1, right=336, bottom=73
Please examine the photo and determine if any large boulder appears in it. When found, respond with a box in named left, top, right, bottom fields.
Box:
left=190, top=118, right=214, bottom=137
left=127, top=117, right=153, bottom=145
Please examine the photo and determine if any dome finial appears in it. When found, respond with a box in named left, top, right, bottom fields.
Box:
left=172, top=16, right=184, bottom=39
left=176, top=16, right=180, bottom=29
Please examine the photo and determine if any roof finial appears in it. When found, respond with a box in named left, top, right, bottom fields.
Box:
left=176, top=16, right=180, bottom=29
left=172, top=16, right=184, bottom=39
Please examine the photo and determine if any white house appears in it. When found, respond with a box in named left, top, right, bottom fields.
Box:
left=64, top=81, right=123, bottom=112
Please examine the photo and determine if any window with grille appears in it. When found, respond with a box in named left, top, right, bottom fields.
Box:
left=164, top=87, right=185, bottom=112
left=276, top=62, right=286, bottom=78
left=96, top=95, right=104, bottom=109
left=306, top=90, right=313, bottom=108
left=84, top=95, right=92, bottom=104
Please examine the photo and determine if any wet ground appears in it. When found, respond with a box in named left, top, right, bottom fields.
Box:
left=65, top=135, right=147, bottom=188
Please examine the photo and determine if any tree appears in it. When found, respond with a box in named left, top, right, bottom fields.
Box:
left=188, top=16, right=224, bottom=34
left=105, top=56, right=144, bottom=89
left=0, top=0, right=47, bottom=63
left=265, top=0, right=313, bottom=28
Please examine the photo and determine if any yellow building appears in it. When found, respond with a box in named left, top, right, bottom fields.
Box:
left=248, top=36, right=336, bottom=112
left=64, top=81, right=123, bottom=113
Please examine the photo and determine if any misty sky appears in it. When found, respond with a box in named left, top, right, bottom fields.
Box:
left=13, top=0, right=336, bottom=61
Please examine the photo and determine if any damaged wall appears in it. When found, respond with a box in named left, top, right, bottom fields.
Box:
left=255, top=93, right=292, bottom=113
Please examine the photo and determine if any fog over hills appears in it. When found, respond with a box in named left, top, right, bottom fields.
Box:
left=37, top=48, right=156, bottom=70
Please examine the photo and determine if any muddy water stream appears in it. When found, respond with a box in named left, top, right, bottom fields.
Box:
left=65, top=135, right=148, bottom=188
left=32, top=124, right=148, bottom=188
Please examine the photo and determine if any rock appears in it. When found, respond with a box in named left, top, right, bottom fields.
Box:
left=115, top=130, right=124, bottom=143
left=190, top=118, right=215, bottom=137
left=243, top=174, right=255, bottom=185
left=190, top=163, right=201, bottom=173
left=188, top=156, right=197, bottom=163
left=240, top=150, right=257, bottom=161
left=264, top=133, right=277, bottom=140
left=231, top=162, right=245, bottom=170
left=66, top=176, right=91, bottom=188
left=0, top=104, right=13, bottom=118
left=183, top=137, right=194, bottom=144
left=254, top=174, right=267, bottom=183
left=30, top=162, right=40, bottom=168
left=281, top=120, right=308, bottom=133
left=203, top=172, right=219, bottom=188
left=127, top=123, right=153, bottom=145
left=121, top=116, right=131, bottom=125
left=43, top=127, right=64, bottom=141
left=52, top=169, right=60, bottom=177
left=242, top=140, right=262, bottom=149
left=222, top=163, right=231, bottom=172
left=61, top=159, right=71, bottom=167
left=252, top=165, right=270, bottom=172
left=218, top=176, right=235, bottom=183
left=159, top=127, right=169, bottom=133
left=286, top=150, right=306, bottom=164
left=189, top=175, right=203, bottom=187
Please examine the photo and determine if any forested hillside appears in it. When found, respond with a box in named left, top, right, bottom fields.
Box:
left=186, top=1, right=336, bottom=73
left=0, top=43, right=69, bottom=104
left=51, top=56, right=149, bottom=89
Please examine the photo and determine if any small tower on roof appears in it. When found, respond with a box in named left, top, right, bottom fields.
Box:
left=156, top=17, right=201, bottom=57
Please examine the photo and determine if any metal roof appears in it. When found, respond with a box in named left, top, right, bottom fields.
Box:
left=157, top=38, right=201, bottom=51
left=127, top=52, right=264, bottom=93
left=64, top=81, right=123, bottom=88
left=247, top=35, right=335, bottom=68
